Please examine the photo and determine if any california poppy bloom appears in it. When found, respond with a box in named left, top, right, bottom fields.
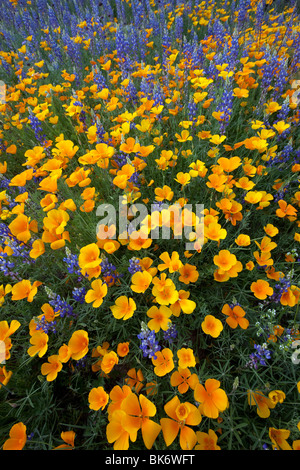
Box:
left=117, top=342, right=130, bottom=357
left=276, top=199, right=297, bottom=219
left=177, top=348, right=196, bottom=369
left=101, top=351, right=119, bottom=375
left=269, top=428, right=291, bottom=450
left=3, top=422, right=27, bottom=450
left=125, top=368, right=144, bottom=393
left=53, top=431, right=76, bottom=450
left=106, top=409, right=137, bottom=450
left=0, top=366, right=12, bottom=388
left=110, top=296, right=136, bottom=320
left=158, top=251, right=182, bottom=273
left=88, top=386, right=109, bottom=411
left=85, top=279, right=108, bottom=308
left=201, top=315, right=223, bottom=338
left=41, top=355, right=63, bottom=381
left=250, top=279, right=273, bottom=300
left=194, top=429, right=221, bottom=450
left=11, top=279, right=42, bottom=302
left=178, top=264, right=199, bottom=284
left=29, top=239, right=45, bottom=259
left=107, top=385, right=133, bottom=419
left=130, top=270, right=152, bottom=293
left=222, top=304, right=249, bottom=329
left=170, top=367, right=199, bottom=394
left=194, top=379, right=228, bottom=419
left=9, top=213, right=36, bottom=243
left=120, top=393, right=161, bottom=449
left=214, top=250, right=237, bottom=272
left=247, top=390, right=276, bottom=418
left=160, top=396, right=202, bottom=450
left=27, top=331, right=49, bottom=358
left=68, top=330, right=89, bottom=360
left=78, top=243, right=101, bottom=274
left=235, top=234, right=251, bottom=246
left=204, top=221, right=227, bottom=242
left=152, top=348, right=175, bottom=376
left=58, top=344, right=72, bottom=363
left=268, top=390, right=286, bottom=406
left=170, top=290, right=196, bottom=316
left=153, top=279, right=178, bottom=305
left=147, top=305, right=172, bottom=332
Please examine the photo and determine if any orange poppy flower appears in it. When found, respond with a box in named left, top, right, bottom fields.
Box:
left=177, top=347, right=196, bottom=369
left=68, top=330, right=89, bottom=360
left=178, top=264, right=199, bottom=284
left=41, top=355, right=63, bottom=381
left=8, top=213, right=37, bottom=243
left=204, top=221, right=227, bottom=242
left=217, top=156, right=241, bottom=172
left=155, top=185, right=174, bottom=202
left=253, top=250, right=273, bottom=267
left=53, top=431, right=76, bottom=450
left=255, top=236, right=277, bottom=252
left=280, top=286, right=300, bottom=307
left=27, top=331, right=49, bottom=358
left=58, top=344, right=72, bottom=363
left=268, top=390, right=286, bottom=405
left=206, top=173, right=227, bottom=192
left=214, top=250, right=237, bottom=272
left=250, top=279, right=273, bottom=300
left=3, top=422, right=27, bottom=450
left=169, top=290, right=196, bottom=316
left=276, top=199, right=297, bottom=218
left=120, top=137, right=141, bottom=154
left=0, top=319, right=21, bottom=345
left=201, top=315, right=223, bottom=338
left=78, top=243, right=101, bottom=274
left=152, top=348, right=175, bottom=376
left=247, top=390, right=276, bottom=418
left=107, top=385, right=133, bottom=419
left=120, top=393, right=161, bottom=449
left=194, top=429, right=221, bottom=450
left=194, top=379, right=228, bottom=419
left=152, top=281, right=179, bottom=305
left=160, top=396, right=202, bottom=450
left=170, top=367, right=199, bottom=394
left=101, top=351, right=119, bottom=375
left=222, top=304, right=249, bottom=329
left=139, top=257, right=158, bottom=277
left=117, top=342, right=130, bottom=357
left=106, top=409, right=137, bottom=450
left=235, top=234, right=251, bottom=246
left=174, top=172, right=191, bottom=186
left=88, top=386, right=109, bottom=410
left=110, top=296, right=136, bottom=320
left=29, top=239, right=45, bottom=259
left=147, top=305, right=172, bottom=332
left=130, top=270, right=152, bottom=293
left=11, top=279, right=41, bottom=302
left=269, top=428, right=292, bottom=450
left=158, top=251, right=183, bottom=273
left=85, top=279, right=108, bottom=308
left=125, top=368, right=144, bottom=393
left=0, top=366, right=12, bottom=388
left=152, top=272, right=172, bottom=291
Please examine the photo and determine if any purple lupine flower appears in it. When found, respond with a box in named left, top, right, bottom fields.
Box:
left=137, top=323, right=161, bottom=360
left=128, top=257, right=142, bottom=275
left=246, top=343, right=272, bottom=368
left=163, top=323, right=178, bottom=343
